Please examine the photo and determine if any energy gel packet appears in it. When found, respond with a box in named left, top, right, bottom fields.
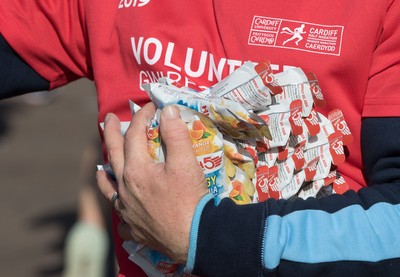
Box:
left=221, top=166, right=255, bottom=204
left=328, top=109, right=353, bottom=145
left=209, top=60, right=281, bottom=111
left=99, top=59, right=355, bottom=276
left=224, top=138, right=256, bottom=179
left=273, top=67, right=318, bottom=117
left=146, top=110, right=164, bottom=162
left=297, top=179, right=326, bottom=199
left=298, top=169, right=345, bottom=199
left=258, top=101, right=293, bottom=148
left=144, top=104, right=228, bottom=198
left=122, top=104, right=227, bottom=277
left=280, top=170, right=306, bottom=200
left=123, top=241, right=183, bottom=277
left=142, top=80, right=271, bottom=141
left=223, top=136, right=254, bottom=165
left=257, top=144, right=279, bottom=167
left=181, top=107, right=227, bottom=198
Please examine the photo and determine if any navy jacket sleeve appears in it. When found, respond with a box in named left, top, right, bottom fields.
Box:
left=189, top=117, right=400, bottom=277
left=0, top=34, right=50, bottom=99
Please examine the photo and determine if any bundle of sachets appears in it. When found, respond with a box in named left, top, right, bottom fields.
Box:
left=141, top=60, right=353, bottom=203
left=107, top=60, right=353, bottom=276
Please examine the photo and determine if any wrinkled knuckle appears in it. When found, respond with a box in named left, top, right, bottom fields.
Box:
left=107, top=146, right=119, bottom=160
left=132, top=230, right=146, bottom=245
left=123, top=167, right=136, bottom=183
left=129, top=227, right=137, bottom=238
left=109, top=152, right=122, bottom=170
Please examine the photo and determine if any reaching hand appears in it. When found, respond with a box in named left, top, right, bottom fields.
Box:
left=97, top=103, right=208, bottom=263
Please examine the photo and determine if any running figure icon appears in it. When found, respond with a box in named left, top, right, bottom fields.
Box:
left=281, top=24, right=306, bottom=45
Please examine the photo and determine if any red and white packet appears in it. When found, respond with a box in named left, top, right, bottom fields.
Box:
left=97, top=58, right=355, bottom=276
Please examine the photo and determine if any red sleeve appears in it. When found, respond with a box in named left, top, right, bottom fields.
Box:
left=363, top=0, right=400, bottom=117
left=0, top=0, right=92, bottom=89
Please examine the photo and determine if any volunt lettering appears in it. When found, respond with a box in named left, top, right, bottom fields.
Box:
left=130, top=36, right=243, bottom=83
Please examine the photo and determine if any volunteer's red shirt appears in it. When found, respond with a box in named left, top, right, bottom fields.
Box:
left=2, top=1, right=400, bottom=276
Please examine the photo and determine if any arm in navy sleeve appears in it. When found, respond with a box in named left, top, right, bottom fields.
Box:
left=0, top=33, right=50, bottom=99
left=362, top=118, right=400, bottom=185
left=187, top=117, right=400, bottom=277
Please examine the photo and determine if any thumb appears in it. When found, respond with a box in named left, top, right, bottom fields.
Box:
left=160, top=105, right=198, bottom=170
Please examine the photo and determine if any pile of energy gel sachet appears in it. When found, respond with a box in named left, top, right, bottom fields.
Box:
left=110, top=60, right=353, bottom=276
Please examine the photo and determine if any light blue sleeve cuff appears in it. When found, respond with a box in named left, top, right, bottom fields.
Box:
left=185, top=194, right=214, bottom=273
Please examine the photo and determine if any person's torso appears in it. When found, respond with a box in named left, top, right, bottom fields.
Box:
left=89, top=0, right=389, bottom=191
left=82, top=1, right=391, bottom=276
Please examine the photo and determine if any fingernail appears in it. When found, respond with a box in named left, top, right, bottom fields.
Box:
left=104, top=113, right=111, bottom=124
left=163, top=105, right=179, bottom=119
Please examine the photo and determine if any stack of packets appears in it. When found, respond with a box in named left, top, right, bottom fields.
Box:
left=109, top=60, right=353, bottom=276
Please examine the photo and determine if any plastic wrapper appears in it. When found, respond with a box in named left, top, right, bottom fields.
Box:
left=98, top=59, right=353, bottom=276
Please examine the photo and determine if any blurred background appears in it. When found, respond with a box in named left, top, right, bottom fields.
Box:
left=0, top=79, right=116, bottom=277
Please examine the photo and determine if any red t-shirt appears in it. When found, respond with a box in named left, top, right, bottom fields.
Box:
left=2, top=1, right=400, bottom=276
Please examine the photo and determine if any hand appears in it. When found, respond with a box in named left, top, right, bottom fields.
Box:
left=97, top=103, right=208, bottom=263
